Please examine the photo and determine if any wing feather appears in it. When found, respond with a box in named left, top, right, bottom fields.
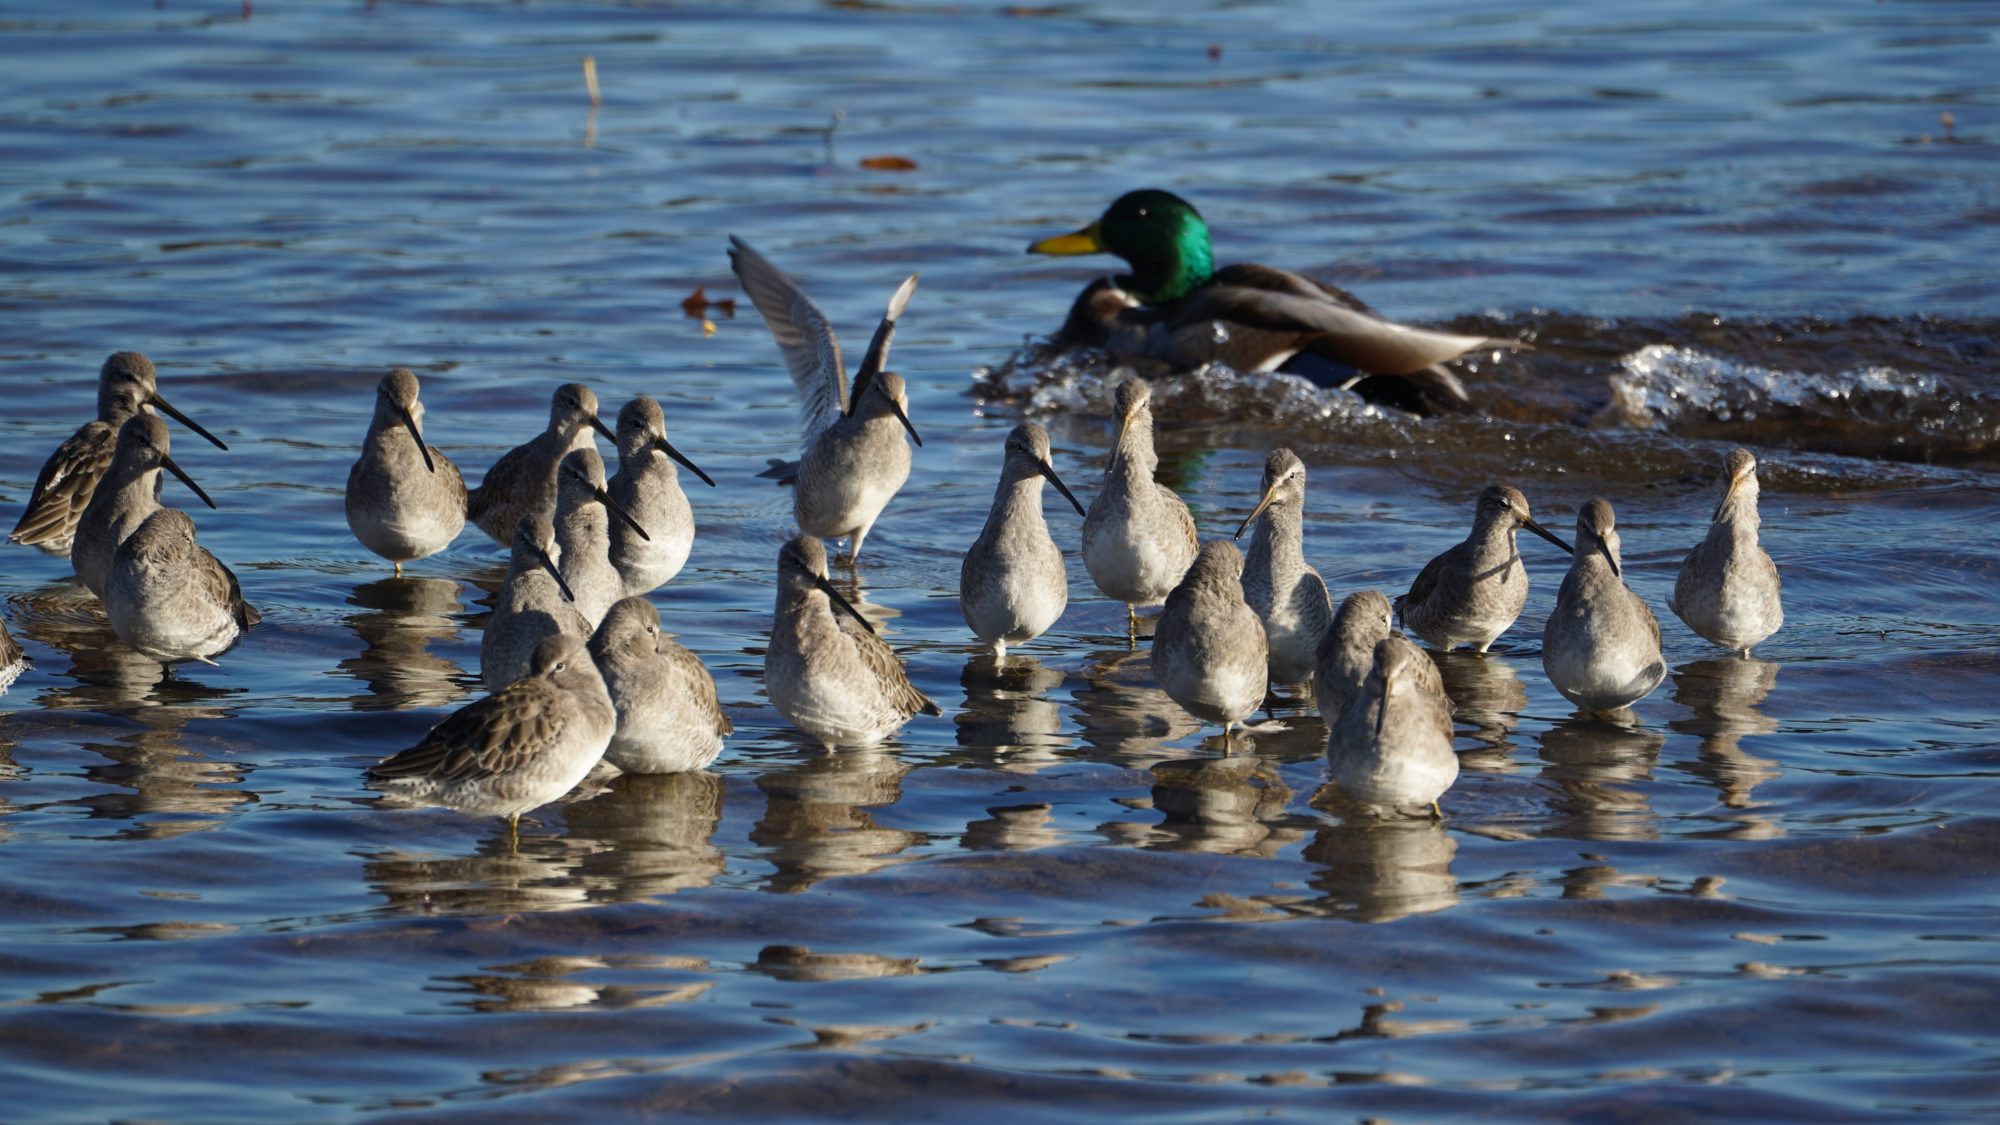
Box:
left=850, top=272, right=919, bottom=406
left=836, top=612, right=941, bottom=718
left=9, top=421, right=115, bottom=548
left=370, top=678, right=569, bottom=783
left=728, top=236, right=846, bottom=445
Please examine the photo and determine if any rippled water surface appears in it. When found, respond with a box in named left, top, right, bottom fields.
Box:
left=3, top=1, right=1998, bottom=1119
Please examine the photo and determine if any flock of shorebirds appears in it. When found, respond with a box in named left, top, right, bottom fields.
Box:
left=0, top=190, right=1784, bottom=832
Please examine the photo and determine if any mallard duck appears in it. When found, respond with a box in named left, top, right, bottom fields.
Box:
left=1027, top=189, right=1521, bottom=413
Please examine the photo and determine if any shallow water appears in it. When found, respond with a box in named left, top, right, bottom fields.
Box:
left=2, top=1, right=1998, bottom=1119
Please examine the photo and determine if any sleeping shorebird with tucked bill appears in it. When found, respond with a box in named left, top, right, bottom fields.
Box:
left=465, top=383, right=616, bottom=548
left=11, top=351, right=227, bottom=559
left=1235, top=448, right=1331, bottom=686
left=1083, top=377, right=1198, bottom=638
left=103, top=507, right=260, bottom=665
left=73, top=415, right=218, bottom=601
left=607, top=395, right=715, bottom=597
left=588, top=596, right=730, bottom=774
left=1543, top=499, right=1666, bottom=715
left=729, top=236, right=922, bottom=565
left=345, top=368, right=466, bottom=575
left=369, top=633, right=616, bottom=839
left=1670, top=447, right=1782, bottom=657
left=1397, top=484, right=1573, bottom=653
left=765, top=534, right=940, bottom=750
left=959, top=422, right=1087, bottom=661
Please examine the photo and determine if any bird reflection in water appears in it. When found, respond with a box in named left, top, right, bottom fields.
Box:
left=439, top=954, right=714, bottom=1013
left=961, top=802, right=1065, bottom=852
left=1429, top=649, right=1529, bottom=765
left=13, top=585, right=248, bottom=712
left=560, top=770, right=726, bottom=901
left=338, top=575, right=471, bottom=711
left=364, top=821, right=598, bottom=917
left=1070, top=647, right=1203, bottom=764
left=749, top=747, right=920, bottom=893
left=1536, top=715, right=1666, bottom=841
left=955, top=653, right=1067, bottom=773
left=1141, top=756, right=1302, bottom=857
left=1302, top=803, right=1459, bottom=923
left=1671, top=656, right=1784, bottom=838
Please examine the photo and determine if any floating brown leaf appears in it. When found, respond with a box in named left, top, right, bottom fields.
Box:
left=681, top=287, right=738, bottom=319
left=859, top=155, right=919, bottom=172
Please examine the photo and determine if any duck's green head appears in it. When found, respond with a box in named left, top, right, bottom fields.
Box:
left=1028, top=189, right=1215, bottom=304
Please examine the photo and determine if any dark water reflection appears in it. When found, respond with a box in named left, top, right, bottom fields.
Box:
left=1, top=0, right=1997, bottom=1119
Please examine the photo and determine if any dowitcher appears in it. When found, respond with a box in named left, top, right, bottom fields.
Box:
left=369, top=633, right=615, bottom=836
left=606, top=396, right=714, bottom=597
left=766, top=534, right=940, bottom=750
left=1235, top=448, right=1331, bottom=684
left=73, top=415, right=217, bottom=601
left=1397, top=484, right=1572, bottom=653
left=1082, top=377, right=1199, bottom=634
left=1543, top=499, right=1666, bottom=714
left=1152, top=540, right=1267, bottom=750
left=959, top=422, right=1086, bottom=660
left=1670, top=447, right=1782, bottom=657
left=588, top=595, right=730, bottom=774
left=0, top=615, right=26, bottom=693
left=480, top=514, right=590, bottom=692
left=11, top=351, right=226, bottom=558
left=345, top=368, right=466, bottom=575
left=1028, top=190, right=1524, bottom=414
left=1328, top=635, right=1459, bottom=816
left=553, top=447, right=650, bottom=628
left=103, top=507, right=259, bottom=665
left=728, top=236, right=922, bottom=563
left=465, top=382, right=616, bottom=547
left=1313, top=589, right=1394, bottom=721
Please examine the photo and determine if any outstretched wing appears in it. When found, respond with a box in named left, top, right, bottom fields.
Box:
left=849, top=272, right=919, bottom=407
left=9, top=421, right=114, bottom=550
left=368, top=678, right=569, bottom=783
left=836, top=611, right=942, bottom=718
left=728, top=236, right=847, bottom=446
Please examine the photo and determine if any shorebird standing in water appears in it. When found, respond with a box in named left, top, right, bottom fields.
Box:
left=729, top=236, right=921, bottom=565
left=465, top=383, right=616, bottom=547
left=103, top=508, right=260, bottom=665
left=1152, top=540, right=1267, bottom=752
left=588, top=595, right=730, bottom=774
left=1329, top=634, right=1459, bottom=816
left=959, top=422, right=1086, bottom=661
left=1544, top=499, right=1667, bottom=715
left=73, top=415, right=217, bottom=601
left=606, top=396, right=714, bottom=597
left=1083, top=377, right=1198, bottom=638
left=1235, top=448, right=1331, bottom=686
left=11, top=351, right=227, bottom=559
left=1398, top=484, right=1573, bottom=653
left=552, top=447, right=650, bottom=628
left=369, top=633, right=615, bottom=840
left=1314, top=589, right=1394, bottom=721
left=481, top=514, right=589, bottom=692
left=1671, top=447, right=1782, bottom=657
left=765, top=534, right=940, bottom=750
left=345, top=368, right=466, bottom=576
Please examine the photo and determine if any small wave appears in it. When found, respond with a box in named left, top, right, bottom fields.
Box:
left=1602, top=344, right=1997, bottom=462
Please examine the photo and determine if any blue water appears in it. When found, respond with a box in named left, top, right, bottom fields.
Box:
left=1, top=1, right=1997, bottom=1119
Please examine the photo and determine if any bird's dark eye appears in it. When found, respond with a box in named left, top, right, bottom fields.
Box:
left=554, top=661, right=566, bottom=671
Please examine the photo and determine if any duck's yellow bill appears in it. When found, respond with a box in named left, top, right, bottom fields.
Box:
left=1027, top=222, right=1104, bottom=255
